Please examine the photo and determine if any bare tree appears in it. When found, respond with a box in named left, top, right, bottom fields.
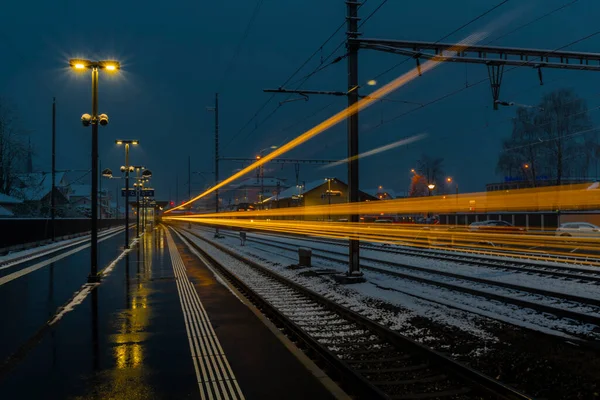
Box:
left=497, top=88, right=594, bottom=185
left=416, top=154, right=444, bottom=186
left=0, top=99, right=28, bottom=195
left=497, top=107, right=542, bottom=187
left=408, top=174, right=428, bottom=197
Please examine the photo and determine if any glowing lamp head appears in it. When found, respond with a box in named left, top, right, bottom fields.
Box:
left=446, top=177, right=452, bottom=183
left=367, top=79, right=377, bottom=86
left=428, top=184, right=436, bottom=190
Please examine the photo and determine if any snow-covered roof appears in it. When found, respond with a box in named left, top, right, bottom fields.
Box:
left=0, top=205, right=14, bottom=216
left=364, top=188, right=397, bottom=199
left=69, top=184, right=91, bottom=198
left=0, top=192, right=23, bottom=204
left=233, top=177, right=287, bottom=188
left=265, top=178, right=330, bottom=202
left=13, top=172, right=66, bottom=201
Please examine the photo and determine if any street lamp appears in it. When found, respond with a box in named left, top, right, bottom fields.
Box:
left=115, top=139, right=138, bottom=249
left=131, top=166, right=146, bottom=238
left=141, top=169, right=152, bottom=232
left=256, top=145, right=278, bottom=206
left=325, top=178, right=334, bottom=221
left=427, top=183, right=436, bottom=195
left=70, top=58, right=120, bottom=283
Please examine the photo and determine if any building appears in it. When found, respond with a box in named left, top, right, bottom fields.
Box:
left=11, top=172, right=70, bottom=216
left=262, top=177, right=377, bottom=220
left=69, top=185, right=112, bottom=218
left=486, top=176, right=595, bottom=192
left=227, top=176, right=289, bottom=206
left=0, top=193, right=23, bottom=217
left=365, top=186, right=397, bottom=200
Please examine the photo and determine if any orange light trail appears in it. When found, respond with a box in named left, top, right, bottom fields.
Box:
left=167, top=218, right=600, bottom=265
left=165, top=32, right=488, bottom=214
left=164, top=184, right=599, bottom=219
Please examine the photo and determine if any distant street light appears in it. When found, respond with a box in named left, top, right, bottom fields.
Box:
left=115, top=139, right=138, bottom=249
left=69, top=58, right=120, bottom=283
left=427, top=183, right=436, bottom=196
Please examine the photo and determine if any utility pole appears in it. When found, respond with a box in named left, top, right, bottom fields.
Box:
left=346, top=0, right=362, bottom=278
left=207, top=93, right=221, bottom=237
left=51, top=97, right=56, bottom=241
left=176, top=174, right=179, bottom=206
left=188, top=155, right=191, bottom=200
left=215, top=93, right=220, bottom=237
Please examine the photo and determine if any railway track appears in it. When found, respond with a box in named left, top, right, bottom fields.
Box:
left=173, top=226, right=530, bottom=400
left=197, top=227, right=600, bottom=332
left=213, top=228, right=600, bottom=284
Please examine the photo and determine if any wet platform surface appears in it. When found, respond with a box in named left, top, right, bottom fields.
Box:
left=0, top=225, right=337, bottom=399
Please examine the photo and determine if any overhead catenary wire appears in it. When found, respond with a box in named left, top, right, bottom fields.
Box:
left=217, top=0, right=266, bottom=93
left=366, top=29, right=600, bottom=133
left=223, top=1, right=379, bottom=152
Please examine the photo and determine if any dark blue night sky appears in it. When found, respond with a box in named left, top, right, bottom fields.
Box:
left=1, top=0, right=598, bottom=201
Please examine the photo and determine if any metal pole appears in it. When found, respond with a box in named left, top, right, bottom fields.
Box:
left=125, top=144, right=130, bottom=249
left=328, top=179, right=331, bottom=221
left=188, top=155, right=191, bottom=200
left=136, top=172, right=140, bottom=238
left=215, top=93, right=220, bottom=237
left=51, top=97, right=56, bottom=241
left=347, top=0, right=361, bottom=276
left=89, top=68, right=99, bottom=282
left=116, top=186, right=119, bottom=220
left=99, top=158, right=102, bottom=224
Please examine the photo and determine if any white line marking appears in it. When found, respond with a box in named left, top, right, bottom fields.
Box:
left=0, top=228, right=124, bottom=286
left=165, top=227, right=245, bottom=400
left=0, top=226, right=125, bottom=271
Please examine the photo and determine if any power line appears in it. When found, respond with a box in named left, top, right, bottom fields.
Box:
left=367, top=30, right=600, bottom=132
left=484, top=0, right=579, bottom=45
left=435, top=0, right=510, bottom=44
left=224, top=1, right=377, bottom=152
left=218, top=0, right=266, bottom=93
left=369, top=1, right=511, bottom=84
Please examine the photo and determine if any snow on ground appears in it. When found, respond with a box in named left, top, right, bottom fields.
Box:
left=253, top=230, right=600, bottom=272
left=0, top=225, right=124, bottom=269
left=222, top=229, right=600, bottom=302
left=190, top=227, right=600, bottom=341
left=182, top=229, right=503, bottom=349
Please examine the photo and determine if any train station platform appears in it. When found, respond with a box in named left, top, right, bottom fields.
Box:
left=0, top=225, right=344, bottom=399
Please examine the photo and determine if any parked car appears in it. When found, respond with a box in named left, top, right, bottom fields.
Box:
left=556, top=222, right=600, bottom=238
left=468, top=220, right=525, bottom=234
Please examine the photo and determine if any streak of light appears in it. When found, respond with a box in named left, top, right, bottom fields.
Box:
left=168, top=218, right=600, bottom=265
left=164, top=184, right=600, bottom=219
left=165, top=31, right=490, bottom=214
left=322, top=133, right=428, bottom=169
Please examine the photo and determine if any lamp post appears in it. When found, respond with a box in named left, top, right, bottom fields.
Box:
left=140, top=170, right=152, bottom=232
left=256, top=145, right=278, bottom=207
left=130, top=166, right=145, bottom=237
left=427, top=183, right=436, bottom=219
left=325, top=178, right=333, bottom=221
left=69, top=58, right=120, bottom=283
left=115, top=139, right=139, bottom=249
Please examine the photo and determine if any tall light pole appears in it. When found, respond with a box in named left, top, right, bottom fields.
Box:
left=427, top=183, right=436, bottom=219
left=140, top=170, right=152, bottom=232
left=131, top=166, right=145, bottom=238
left=325, top=178, right=333, bottom=221
left=116, top=139, right=139, bottom=249
left=207, top=94, right=221, bottom=237
left=69, top=58, right=120, bottom=283
left=51, top=97, right=56, bottom=241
